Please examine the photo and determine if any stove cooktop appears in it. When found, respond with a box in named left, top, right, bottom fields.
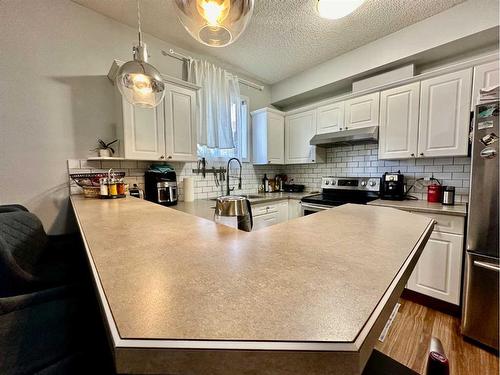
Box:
left=301, top=177, right=381, bottom=207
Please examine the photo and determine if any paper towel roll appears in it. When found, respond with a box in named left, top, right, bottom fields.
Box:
left=183, top=177, right=195, bottom=202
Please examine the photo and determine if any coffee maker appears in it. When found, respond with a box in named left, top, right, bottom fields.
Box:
left=380, top=171, right=405, bottom=200
left=144, top=166, right=178, bottom=206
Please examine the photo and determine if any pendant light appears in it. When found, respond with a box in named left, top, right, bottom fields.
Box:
left=317, top=0, right=365, bottom=20
left=173, top=0, right=254, bottom=47
left=116, top=0, right=165, bottom=108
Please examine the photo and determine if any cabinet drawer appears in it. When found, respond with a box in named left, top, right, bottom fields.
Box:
left=410, top=212, right=465, bottom=235
left=252, top=203, right=279, bottom=216
left=253, top=212, right=279, bottom=231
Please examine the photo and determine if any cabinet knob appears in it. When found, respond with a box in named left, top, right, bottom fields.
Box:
left=312, top=160, right=315, bottom=162
left=419, top=153, right=424, bottom=156
left=160, top=155, right=165, bottom=159
left=410, top=153, right=415, bottom=157
left=167, top=155, right=172, bottom=159
left=345, top=126, right=348, bottom=130
left=268, top=161, right=271, bottom=164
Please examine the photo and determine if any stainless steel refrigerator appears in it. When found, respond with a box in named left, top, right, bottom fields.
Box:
left=461, top=101, right=499, bottom=350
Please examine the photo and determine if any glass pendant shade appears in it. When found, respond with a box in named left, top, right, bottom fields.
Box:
left=116, top=45, right=166, bottom=109
left=317, top=0, right=365, bottom=20
left=174, top=0, right=254, bottom=47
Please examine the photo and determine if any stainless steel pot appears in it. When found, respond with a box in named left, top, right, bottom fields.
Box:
left=214, top=196, right=253, bottom=232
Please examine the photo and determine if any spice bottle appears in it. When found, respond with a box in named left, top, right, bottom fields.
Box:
left=99, top=178, right=108, bottom=196
left=108, top=178, right=118, bottom=196
left=117, top=178, right=126, bottom=195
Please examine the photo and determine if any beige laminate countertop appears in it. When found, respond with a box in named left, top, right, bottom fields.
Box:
left=368, top=199, right=467, bottom=217
left=70, top=195, right=434, bottom=374
left=173, top=191, right=315, bottom=221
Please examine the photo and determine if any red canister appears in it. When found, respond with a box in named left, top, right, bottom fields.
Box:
left=427, top=184, right=442, bottom=203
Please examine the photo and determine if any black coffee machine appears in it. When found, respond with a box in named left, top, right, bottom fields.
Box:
left=380, top=171, right=405, bottom=200
left=144, top=165, right=178, bottom=206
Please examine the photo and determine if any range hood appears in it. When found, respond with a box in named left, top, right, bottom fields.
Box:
left=310, top=126, right=378, bottom=147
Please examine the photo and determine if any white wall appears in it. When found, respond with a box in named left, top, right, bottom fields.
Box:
left=271, top=0, right=500, bottom=104
left=0, top=0, right=271, bottom=234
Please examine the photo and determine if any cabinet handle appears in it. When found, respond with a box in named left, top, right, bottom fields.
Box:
left=167, top=155, right=172, bottom=159
left=419, top=153, right=424, bottom=156
left=410, top=153, right=415, bottom=157
left=160, top=155, right=165, bottom=159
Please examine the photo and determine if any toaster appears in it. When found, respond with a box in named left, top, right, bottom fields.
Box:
left=380, top=172, right=405, bottom=200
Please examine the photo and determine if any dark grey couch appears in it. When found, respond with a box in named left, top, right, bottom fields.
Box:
left=0, top=205, right=113, bottom=374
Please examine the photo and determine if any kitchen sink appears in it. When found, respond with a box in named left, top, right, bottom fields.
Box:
left=209, top=194, right=263, bottom=201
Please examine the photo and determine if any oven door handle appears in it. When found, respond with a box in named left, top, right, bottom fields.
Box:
left=300, top=202, right=331, bottom=211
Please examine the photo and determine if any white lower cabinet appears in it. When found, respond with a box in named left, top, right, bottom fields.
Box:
left=252, top=201, right=289, bottom=231
left=288, top=200, right=302, bottom=220
left=406, top=212, right=465, bottom=305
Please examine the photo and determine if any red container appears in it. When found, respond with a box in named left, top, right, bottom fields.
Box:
left=427, top=184, right=442, bottom=203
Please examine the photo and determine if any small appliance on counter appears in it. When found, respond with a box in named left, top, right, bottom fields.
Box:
left=380, top=171, right=405, bottom=200
left=427, top=182, right=442, bottom=203
left=214, top=196, right=253, bottom=232
left=441, top=186, right=455, bottom=205
left=144, top=165, right=178, bottom=206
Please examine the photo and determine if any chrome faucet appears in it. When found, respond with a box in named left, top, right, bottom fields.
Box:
left=226, top=157, right=242, bottom=196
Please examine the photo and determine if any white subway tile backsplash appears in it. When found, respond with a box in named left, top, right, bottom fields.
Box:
left=68, top=148, right=471, bottom=203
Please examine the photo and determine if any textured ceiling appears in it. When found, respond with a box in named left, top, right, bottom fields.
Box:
left=73, top=0, right=467, bottom=84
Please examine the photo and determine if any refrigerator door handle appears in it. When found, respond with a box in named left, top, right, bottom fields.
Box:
left=474, top=260, right=500, bottom=272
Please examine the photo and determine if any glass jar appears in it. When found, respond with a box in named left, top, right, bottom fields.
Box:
left=117, top=178, right=126, bottom=195
left=108, top=178, right=118, bottom=196
left=99, top=178, right=108, bottom=196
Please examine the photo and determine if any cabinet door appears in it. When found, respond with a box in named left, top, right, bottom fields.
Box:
left=267, top=113, right=285, bottom=164
left=471, top=60, right=500, bottom=109
left=316, top=101, right=344, bottom=134
left=418, top=69, right=472, bottom=158
left=122, top=98, right=165, bottom=160
left=276, top=201, right=289, bottom=223
left=407, top=231, right=464, bottom=305
left=285, top=110, right=317, bottom=164
left=288, top=200, right=302, bottom=220
left=253, top=212, right=279, bottom=231
left=378, top=82, right=420, bottom=160
left=344, top=92, right=380, bottom=130
left=164, top=84, right=197, bottom=161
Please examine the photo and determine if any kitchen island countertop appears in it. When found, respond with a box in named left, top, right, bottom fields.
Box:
left=70, top=195, right=434, bottom=375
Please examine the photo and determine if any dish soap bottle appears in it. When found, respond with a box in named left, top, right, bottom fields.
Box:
left=263, top=174, right=269, bottom=193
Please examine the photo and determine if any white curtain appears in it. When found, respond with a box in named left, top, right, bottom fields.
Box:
left=188, top=59, right=241, bottom=149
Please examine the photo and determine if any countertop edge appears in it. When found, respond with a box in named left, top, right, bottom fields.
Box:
left=367, top=199, right=467, bottom=217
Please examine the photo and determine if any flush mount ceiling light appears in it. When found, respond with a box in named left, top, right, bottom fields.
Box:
left=116, top=0, right=165, bottom=108
left=317, top=0, right=365, bottom=20
left=173, top=0, right=254, bottom=47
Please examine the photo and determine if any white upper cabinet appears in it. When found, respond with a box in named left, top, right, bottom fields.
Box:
left=285, top=110, right=323, bottom=164
left=344, top=92, right=380, bottom=130
left=115, top=78, right=199, bottom=161
left=471, top=60, right=500, bottom=109
left=119, top=96, right=166, bottom=160
left=418, top=68, right=472, bottom=158
left=164, top=84, right=197, bottom=162
left=316, top=101, right=344, bottom=134
left=378, top=82, right=420, bottom=160
left=252, top=108, right=285, bottom=165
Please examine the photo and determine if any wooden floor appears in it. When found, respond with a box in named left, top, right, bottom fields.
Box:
left=375, top=299, right=499, bottom=375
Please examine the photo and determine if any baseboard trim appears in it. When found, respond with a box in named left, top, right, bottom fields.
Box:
left=401, top=289, right=461, bottom=317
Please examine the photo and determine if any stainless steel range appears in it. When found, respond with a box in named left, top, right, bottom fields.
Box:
left=301, top=177, right=381, bottom=215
